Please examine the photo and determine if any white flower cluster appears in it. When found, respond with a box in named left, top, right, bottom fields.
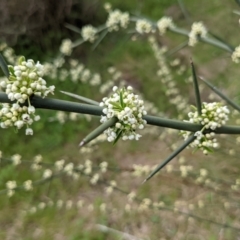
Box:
left=181, top=102, right=230, bottom=154
left=1, top=57, right=55, bottom=101
left=106, top=9, right=130, bottom=31
left=1, top=44, right=16, bottom=64
left=81, top=25, right=98, bottom=43
left=31, top=154, right=42, bottom=170
left=11, top=153, right=22, bottom=165
left=43, top=169, right=52, bottom=179
left=136, top=19, right=153, bottom=34
left=188, top=22, right=207, bottom=47
left=6, top=180, right=17, bottom=197
left=23, top=180, right=33, bottom=191
left=100, top=86, right=147, bottom=142
left=0, top=56, right=55, bottom=135
left=231, top=45, right=240, bottom=63
left=0, top=103, right=40, bottom=135
left=59, top=39, right=73, bottom=56
left=157, top=17, right=175, bottom=35
left=104, top=2, right=112, bottom=12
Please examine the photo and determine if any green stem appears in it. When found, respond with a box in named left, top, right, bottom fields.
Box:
left=1, top=93, right=240, bottom=134
left=169, top=27, right=233, bottom=53
left=143, top=115, right=200, bottom=131
left=200, top=36, right=233, bottom=53
left=169, top=26, right=189, bottom=36
left=31, top=95, right=103, bottom=116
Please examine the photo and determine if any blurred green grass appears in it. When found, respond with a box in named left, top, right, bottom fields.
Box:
left=1, top=0, right=240, bottom=239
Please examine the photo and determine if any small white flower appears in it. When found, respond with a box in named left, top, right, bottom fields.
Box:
left=60, top=39, right=72, bottom=56
left=38, top=202, right=46, bottom=209
left=6, top=180, right=17, bottom=190
left=136, top=19, right=152, bottom=34
left=64, top=162, right=74, bottom=175
left=157, top=17, right=175, bottom=35
left=29, top=72, right=37, bottom=79
left=34, top=115, right=40, bottom=121
left=120, top=12, right=130, bottom=28
left=104, top=3, right=112, bottom=12
left=188, top=22, right=207, bottom=47
left=99, top=161, right=108, bottom=173
left=25, top=128, right=33, bottom=135
left=55, top=159, right=65, bottom=171
left=106, top=9, right=130, bottom=31
left=113, top=86, right=118, bottom=92
left=90, top=173, right=99, bottom=185
left=28, top=106, right=35, bottom=114
left=81, top=25, right=98, bottom=43
left=24, top=180, right=33, bottom=191
left=26, top=61, right=33, bottom=68
left=43, top=169, right=52, bottom=179
left=232, top=45, right=240, bottom=63
left=11, top=154, right=21, bottom=165
left=181, top=102, right=229, bottom=154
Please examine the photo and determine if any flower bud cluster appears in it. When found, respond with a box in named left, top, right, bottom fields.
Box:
left=81, top=25, right=98, bottom=43
left=1, top=56, right=55, bottom=101
left=188, top=22, right=207, bottom=47
left=6, top=180, right=17, bottom=197
left=0, top=103, right=40, bottom=135
left=157, top=17, right=175, bottom=35
left=181, top=102, right=230, bottom=154
left=100, top=86, right=147, bottom=142
left=0, top=56, right=55, bottom=135
left=232, top=45, right=240, bottom=63
left=106, top=9, right=130, bottom=31
left=104, top=3, right=112, bottom=12
left=24, top=180, right=33, bottom=191
left=136, top=19, right=153, bottom=34
left=59, top=39, right=73, bottom=56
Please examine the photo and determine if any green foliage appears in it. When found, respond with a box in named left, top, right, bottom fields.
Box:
left=1, top=0, right=240, bottom=239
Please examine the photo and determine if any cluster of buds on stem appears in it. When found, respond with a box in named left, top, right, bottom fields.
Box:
left=106, top=9, right=130, bottom=31
left=157, top=17, right=175, bottom=35
left=136, top=19, right=153, bottom=34
left=188, top=22, right=207, bottom=47
left=0, top=56, right=55, bottom=135
left=181, top=102, right=230, bottom=154
left=100, top=86, right=147, bottom=142
left=81, top=26, right=98, bottom=43
left=231, top=45, right=240, bottom=63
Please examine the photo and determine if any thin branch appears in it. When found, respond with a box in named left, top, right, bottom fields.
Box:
left=1, top=93, right=240, bottom=134
left=168, top=27, right=233, bottom=53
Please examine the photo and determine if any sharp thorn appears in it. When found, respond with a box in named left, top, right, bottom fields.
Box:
left=141, top=179, right=147, bottom=184
left=79, top=141, right=85, bottom=147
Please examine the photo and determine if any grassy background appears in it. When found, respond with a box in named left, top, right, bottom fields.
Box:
left=1, top=0, right=240, bottom=239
